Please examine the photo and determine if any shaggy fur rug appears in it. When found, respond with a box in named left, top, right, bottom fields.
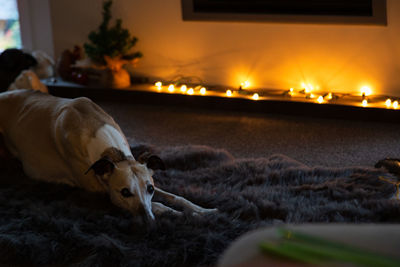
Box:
left=0, top=143, right=399, bottom=267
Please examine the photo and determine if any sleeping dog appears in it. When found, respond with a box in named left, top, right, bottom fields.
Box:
left=0, top=89, right=217, bottom=222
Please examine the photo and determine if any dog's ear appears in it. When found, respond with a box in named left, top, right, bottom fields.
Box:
left=134, top=150, right=166, bottom=171
left=146, top=155, right=165, bottom=171
left=85, top=157, right=115, bottom=176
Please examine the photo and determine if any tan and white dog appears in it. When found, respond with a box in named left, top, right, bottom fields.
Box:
left=0, top=89, right=216, bottom=222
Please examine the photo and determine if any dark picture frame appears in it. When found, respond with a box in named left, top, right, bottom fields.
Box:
left=181, top=0, right=387, bottom=25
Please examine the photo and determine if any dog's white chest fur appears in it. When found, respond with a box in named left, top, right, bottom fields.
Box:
left=87, top=124, right=132, bottom=163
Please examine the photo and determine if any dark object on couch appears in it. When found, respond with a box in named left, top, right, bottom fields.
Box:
left=0, top=48, right=37, bottom=91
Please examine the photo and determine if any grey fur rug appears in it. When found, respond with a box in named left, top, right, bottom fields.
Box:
left=0, top=143, right=399, bottom=267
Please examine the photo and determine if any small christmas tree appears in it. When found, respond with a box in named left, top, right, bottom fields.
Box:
left=84, top=0, right=142, bottom=66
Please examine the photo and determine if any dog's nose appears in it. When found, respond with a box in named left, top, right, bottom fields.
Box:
left=144, top=209, right=155, bottom=224
left=138, top=204, right=155, bottom=224
left=142, top=210, right=156, bottom=230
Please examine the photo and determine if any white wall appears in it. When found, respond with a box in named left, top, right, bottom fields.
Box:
left=49, top=0, right=400, bottom=96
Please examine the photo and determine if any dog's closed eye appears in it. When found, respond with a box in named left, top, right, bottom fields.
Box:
left=121, top=188, right=133, bottom=198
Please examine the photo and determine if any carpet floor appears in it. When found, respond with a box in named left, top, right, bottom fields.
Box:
left=98, top=101, right=400, bottom=168
left=0, top=142, right=399, bottom=266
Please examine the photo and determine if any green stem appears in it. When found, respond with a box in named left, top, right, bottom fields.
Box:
left=258, top=228, right=400, bottom=267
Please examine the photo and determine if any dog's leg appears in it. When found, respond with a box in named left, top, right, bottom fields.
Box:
left=155, top=188, right=217, bottom=215
left=152, top=201, right=182, bottom=216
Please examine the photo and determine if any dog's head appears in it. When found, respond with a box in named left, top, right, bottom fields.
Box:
left=86, top=150, right=165, bottom=222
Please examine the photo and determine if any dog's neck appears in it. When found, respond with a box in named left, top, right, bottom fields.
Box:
left=101, top=147, right=133, bottom=163
left=87, top=124, right=133, bottom=164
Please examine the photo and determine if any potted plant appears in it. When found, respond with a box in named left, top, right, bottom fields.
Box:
left=78, top=0, right=142, bottom=88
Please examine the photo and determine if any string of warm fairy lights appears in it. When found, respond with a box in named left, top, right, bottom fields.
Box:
left=153, top=80, right=399, bottom=110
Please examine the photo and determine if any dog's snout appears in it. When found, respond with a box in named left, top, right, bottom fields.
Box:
left=138, top=203, right=155, bottom=224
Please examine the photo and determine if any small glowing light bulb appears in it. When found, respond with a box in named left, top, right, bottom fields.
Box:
left=326, top=92, right=333, bottom=100
left=393, top=101, right=399, bottom=109
left=317, top=96, right=324, bottom=104
left=168, top=84, right=175, bottom=93
left=304, top=84, right=313, bottom=94
left=385, top=98, right=392, bottom=108
left=252, top=93, right=259, bottom=100
left=155, top=81, right=162, bottom=91
left=289, top=88, right=294, bottom=92
left=309, top=93, right=315, bottom=99
left=361, top=86, right=372, bottom=96
left=200, top=87, right=206, bottom=95
left=362, top=99, right=368, bottom=107
left=226, top=90, right=232, bottom=97
left=187, top=88, right=194, bottom=95
left=180, top=85, right=187, bottom=93
left=241, top=81, right=251, bottom=89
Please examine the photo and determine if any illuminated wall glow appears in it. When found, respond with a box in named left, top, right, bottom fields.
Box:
left=50, top=1, right=400, bottom=97
left=241, top=81, right=251, bottom=89
left=301, top=82, right=314, bottom=94
left=301, top=82, right=307, bottom=91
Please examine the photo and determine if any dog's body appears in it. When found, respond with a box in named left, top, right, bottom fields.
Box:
left=0, top=89, right=216, bottom=221
left=0, top=89, right=114, bottom=188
